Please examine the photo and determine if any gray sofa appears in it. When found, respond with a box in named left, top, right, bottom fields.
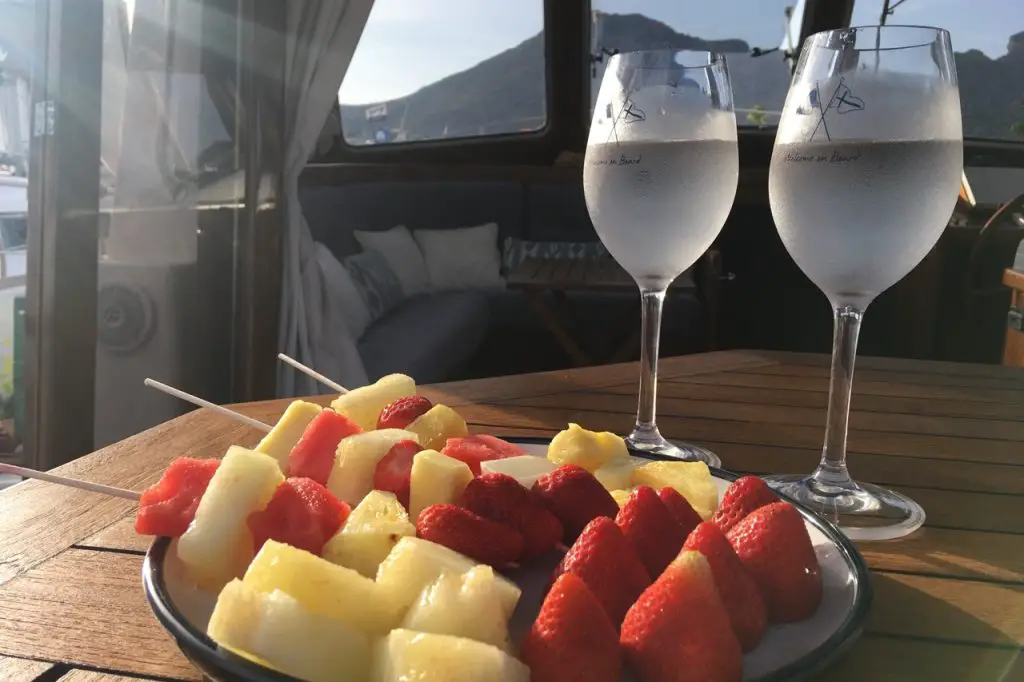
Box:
left=300, top=179, right=704, bottom=384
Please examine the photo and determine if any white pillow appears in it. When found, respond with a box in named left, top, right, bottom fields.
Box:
left=313, top=242, right=371, bottom=338
left=353, top=226, right=430, bottom=296
left=414, top=223, right=505, bottom=292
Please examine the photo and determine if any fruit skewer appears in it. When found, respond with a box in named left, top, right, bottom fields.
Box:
left=277, top=352, right=349, bottom=395
left=145, top=378, right=272, bottom=432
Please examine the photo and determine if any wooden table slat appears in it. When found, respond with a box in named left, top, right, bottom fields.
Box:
left=0, top=655, right=52, bottom=682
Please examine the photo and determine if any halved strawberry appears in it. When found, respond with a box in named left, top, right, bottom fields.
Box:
left=658, top=487, right=703, bottom=537
left=377, top=395, right=432, bottom=430
left=712, top=475, right=778, bottom=534
left=459, top=473, right=563, bottom=559
left=615, top=486, right=688, bottom=578
left=533, top=464, right=620, bottom=543
left=415, top=503, right=524, bottom=567
left=372, top=439, right=422, bottom=509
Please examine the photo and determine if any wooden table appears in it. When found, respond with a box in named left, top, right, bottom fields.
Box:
left=1004, top=268, right=1024, bottom=367
left=1, top=350, right=1023, bottom=681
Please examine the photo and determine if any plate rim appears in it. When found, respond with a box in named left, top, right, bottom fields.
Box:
left=142, top=435, right=872, bottom=682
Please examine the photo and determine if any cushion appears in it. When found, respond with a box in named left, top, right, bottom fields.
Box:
left=414, top=223, right=505, bottom=292
left=354, top=225, right=430, bottom=296
left=314, top=242, right=372, bottom=338
left=501, top=237, right=609, bottom=272
left=343, top=250, right=404, bottom=322
left=358, top=292, right=490, bottom=384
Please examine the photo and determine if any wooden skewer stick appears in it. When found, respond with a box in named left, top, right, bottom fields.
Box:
left=144, top=378, right=273, bottom=433
left=277, top=353, right=349, bottom=394
left=0, top=462, right=141, bottom=500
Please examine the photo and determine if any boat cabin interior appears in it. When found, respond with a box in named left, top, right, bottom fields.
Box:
left=1, top=0, right=1022, bottom=472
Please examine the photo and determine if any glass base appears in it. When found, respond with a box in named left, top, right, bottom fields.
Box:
left=763, top=473, right=925, bottom=541
left=625, top=424, right=722, bottom=468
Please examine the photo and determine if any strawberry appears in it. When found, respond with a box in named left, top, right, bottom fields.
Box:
left=376, top=395, right=432, bottom=430
left=658, top=487, right=703, bottom=537
left=532, top=464, right=620, bottom=542
left=712, top=475, right=778, bottom=534
left=727, top=501, right=822, bottom=623
left=372, top=439, right=422, bottom=509
left=683, top=522, right=767, bottom=652
left=415, top=503, right=524, bottom=567
left=551, top=516, right=650, bottom=627
left=458, top=473, right=563, bottom=559
left=521, top=573, right=621, bottom=682
left=615, top=486, right=689, bottom=578
left=621, top=550, right=742, bottom=682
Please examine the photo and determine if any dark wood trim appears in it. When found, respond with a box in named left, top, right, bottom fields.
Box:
left=25, top=0, right=103, bottom=469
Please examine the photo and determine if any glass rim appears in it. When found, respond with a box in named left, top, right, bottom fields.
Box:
left=809, top=24, right=951, bottom=52
left=607, top=49, right=727, bottom=70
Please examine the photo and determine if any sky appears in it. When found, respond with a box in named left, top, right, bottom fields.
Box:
left=338, top=0, right=1022, bottom=105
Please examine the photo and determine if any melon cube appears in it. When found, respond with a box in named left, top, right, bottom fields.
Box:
left=322, top=490, right=415, bottom=578
left=176, top=446, right=283, bottom=589
left=376, top=630, right=530, bottom=682
left=632, top=460, right=718, bottom=519
left=408, top=450, right=473, bottom=519
left=208, top=579, right=371, bottom=682
left=327, top=429, right=421, bottom=505
left=401, top=565, right=511, bottom=651
left=331, top=374, right=416, bottom=431
left=243, top=539, right=400, bottom=635
left=254, top=400, right=323, bottom=471
left=594, top=459, right=637, bottom=491
left=479, top=455, right=558, bottom=488
left=405, top=405, right=469, bottom=451
left=547, top=423, right=628, bottom=472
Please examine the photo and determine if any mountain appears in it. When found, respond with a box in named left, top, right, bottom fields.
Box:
left=341, top=13, right=1023, bottom=143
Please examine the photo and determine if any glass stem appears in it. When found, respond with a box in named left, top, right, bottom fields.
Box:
left=636, top=288, right=666, bottom=430
left=815, top=305, right=863, bottom=485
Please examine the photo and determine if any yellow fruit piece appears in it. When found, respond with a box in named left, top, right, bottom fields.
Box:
left=208, top=579, right=371, bottom=682
left=594, top=460, right=636, bottom=491
left=405, top=405, right=469, bottom=451
left=632, top=461, right=718, bottom=519
left=327, top=429, right=421, bottom=505
left=376, top=537, right=521, bottom=619
left=409, top=450, right=473, bottom=519
left=547, top=423, right=628, bottom=472
left=177, top=446, right=283, bottom=589
left=322, top=490, right=415, bottom=578
left=609, top=488, right=632, bottom=508
left=401, top=565, right=511, bottom=651
left=376, top=629, right=531, bottom=682
left=243, top=539, right=400, bottom=636
left=254, top=400, right=323, bottom=471
left=331, top=374, right=416, bottom=431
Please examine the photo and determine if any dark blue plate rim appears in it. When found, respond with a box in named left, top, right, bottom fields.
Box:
left=142, top=436, right=872, bottom=682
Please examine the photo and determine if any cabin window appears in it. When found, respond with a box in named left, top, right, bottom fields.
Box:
left=588, top=2, right=800, bottom=129
left=337, top=0, right=547, bottom=146
left=849, top=0, right=1024, bottom=142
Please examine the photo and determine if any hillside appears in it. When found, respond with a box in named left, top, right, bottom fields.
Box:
left=341, top=14, right=1024, bottom=144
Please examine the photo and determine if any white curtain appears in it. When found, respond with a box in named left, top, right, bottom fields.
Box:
left=278, top=0, right=375, bottom=397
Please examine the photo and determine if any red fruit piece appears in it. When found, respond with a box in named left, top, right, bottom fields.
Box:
left=552, top=516, right=650, bottom=627
left=416, top=503, right=524, bottom=567
left=372, top=439, right=422, bottom=510
left=712, top=475, right=779, bottom=534
left=247, top=477, right=350, bottom=556
left=727, top=501, right=822, bottom=623
left=521, top=573, right=621, bottom=682
left=616, top=486, right=689, bottom=578
left=135, top=458, right=220, bottom=537
left=458, top=473, right=563, bottom=559
left=287, top=409, right=362, bottom=484
left=683, top=522, right=767, bottom=652
left=621, top=549, right=742, bottom=682
left=532, top=464, right=619, bottom=542
left=442, top=435, right=524, bottom=475
left=377, top=395, right=433, bottom=430
left=658, top=487, right=703, bottom=537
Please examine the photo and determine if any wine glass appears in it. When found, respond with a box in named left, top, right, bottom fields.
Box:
left=584, top=51, right=739, bottom=466
left=765, top=25, right=963, bottom=540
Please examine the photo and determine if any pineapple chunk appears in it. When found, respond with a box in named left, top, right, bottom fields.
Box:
left=376, top=630, right=530, bottom=682
left=254, top=400, right=323, bottom=470
left=547, top=423, right=628, bottom=472
left=609, top=488, right=632, bottom=507
left=594, top=459, right=636, bottom=491
left=376, top=537, right=521, bottom=618
left=479, top=455, right=557, bottom=488
left=322, top=490, right=415, bottom=578
left=244, top=539, right=400, bottom=636
left=331, top=374, right=416, bottom=431
left=208, top=579, right=371, bottom=682
left=327, top=429, right=421, bottom=505
left=405, top=405, right=469, bottom=451
left=632, top=460, right=718, bottom=519
left=409, top=450, right=473, bottom=519
left=402, top=566, right=511, bottom=651
left=177, top=446, right=283, bottom=589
